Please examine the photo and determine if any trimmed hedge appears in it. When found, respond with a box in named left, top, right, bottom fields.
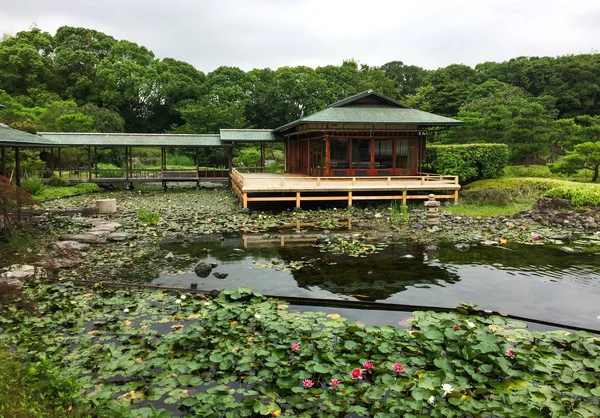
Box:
left=424, top=144, right=509, bottom=184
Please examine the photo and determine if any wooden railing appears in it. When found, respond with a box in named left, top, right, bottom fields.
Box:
left=41, top=165, right=229, bottom=182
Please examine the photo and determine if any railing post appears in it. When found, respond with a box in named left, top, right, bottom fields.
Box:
left=316, top=177, right=321, bottom=186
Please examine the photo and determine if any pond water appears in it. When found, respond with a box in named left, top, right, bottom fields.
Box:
left=154, top=234, right=600, bottom=331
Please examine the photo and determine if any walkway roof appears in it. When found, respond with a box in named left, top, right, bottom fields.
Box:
left=39, top=132, right=225, bottom=147
left=0, top=123, right=57, bottom=146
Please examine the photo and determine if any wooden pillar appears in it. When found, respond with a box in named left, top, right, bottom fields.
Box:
left=195, top=147, right=200, bottom=187
left=58, top=148, right=62, bottom=178
left=296, top=192, right=301, bottom=209
left=347, top=191, right=352, bottom=208
left=94, top=146, right=98, bottom=178
left=260, top=142, right=265, bottom=173
left=1, top=146, right=6, bottom=177
left=87, top=146, right=92, bottom=180
left=325, top=136, right=330, bottom=176
left=125, top=147, right=129, bottom=181
left=161, top=147, right=166, bottom=190
left=284, top=141, right=288, bottom=173
left=227, top=147, right=233, bottom=172
left=50, top=147, right=55, bottom=174
left=14, top=147, right=21, bottom=187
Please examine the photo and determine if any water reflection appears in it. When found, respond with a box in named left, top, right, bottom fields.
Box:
left=156, top=234, right=600, bottom=329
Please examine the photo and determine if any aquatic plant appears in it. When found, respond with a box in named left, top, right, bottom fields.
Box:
left=138, top=208, right=160, bottom=225
left=1, top=282, right=599, bottom=417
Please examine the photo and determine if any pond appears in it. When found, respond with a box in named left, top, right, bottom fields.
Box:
left=152, top=233, right=600, bottom=331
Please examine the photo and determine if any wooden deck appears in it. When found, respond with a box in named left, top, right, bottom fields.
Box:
left=230, top=169, right=460, bottom=209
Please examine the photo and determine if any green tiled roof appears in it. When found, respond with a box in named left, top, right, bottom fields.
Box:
left=219, top=129, right=277, bottom=141
left=0, top=123, right=57, bottom=146
left=274, top=107, right=462, bottom=133
left=39, top=132, right=225, bottom=147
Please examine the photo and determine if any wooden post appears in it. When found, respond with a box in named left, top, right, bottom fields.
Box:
left=347, top=191, right=352, bottom=208
left=125, top=147, right=129, bottom=181
left=50, top=147, right=55, bottom=174
left=195, top=147, right=200, bottom=187
left=402, top=190, right=407, bottom=206
left=284, top=141, right=288, bottom=173
left=58, top=148, right=62, bottom=178
left=260, top=142, right=265, bottom=173
left=325, top=136, right=330, bottom=176
left=454, top=189, right=459, bottom=203
left=87, top=146, right=92, bottom=180
left=243, top=192, right=248, bottom=209
left=296, top=192, right=301, bottom=209
left=14, top=147, right=21, bottom=187
left=1, top=146, right=6, bottom=177
left=94, top=147, right=98, bottom=178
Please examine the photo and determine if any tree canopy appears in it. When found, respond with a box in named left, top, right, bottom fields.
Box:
left=1, top=25, right=599, bottom=163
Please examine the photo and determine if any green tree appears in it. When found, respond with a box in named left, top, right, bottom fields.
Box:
left=550, top=141, right=600, bottom=182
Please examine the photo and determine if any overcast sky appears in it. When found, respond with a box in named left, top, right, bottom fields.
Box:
left=1, top=0, right=599, bottom=73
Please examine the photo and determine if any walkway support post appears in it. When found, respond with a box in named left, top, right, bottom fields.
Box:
left=260, top=141, right=265, bottom=173
left=58, top=148, right=62, bottom=178
left=14, top=147, right=21, bottom=187
left=161, top=147, right=167, bottom=190
left=87, top=146, right=92, bottom=180
left=195, top=147, right=200, bottom=188
left=50, top=147, right=55, bottom=175
left=1, top=146, right=6, bottom=177
left=227, top=146, right=233, bottom=187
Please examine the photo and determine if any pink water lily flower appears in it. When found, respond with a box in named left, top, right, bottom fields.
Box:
left=530, top=232, right=540, bottom=240
left=363, top=361, right=373, bottom=370
left=351, top=368, right=362, bottom=379
left=303, top=379, right=313, bottom=388
left=393, top=363, right=404, bottom=372
left=507, top=349, right=516, bottom=357
left=290, top=343, right=300, bottom=351
left=452, top=324, right=461, bottom=330
left=330, top=379, right=340, bottom=386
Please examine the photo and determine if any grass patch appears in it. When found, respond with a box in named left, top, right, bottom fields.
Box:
left=448, top=203, right=533, bottom=217
left=503, top=165, right=593, bottom=181
left=0, top=347, right=88, bottom=417
left=33, top=183, right=101, bottom=201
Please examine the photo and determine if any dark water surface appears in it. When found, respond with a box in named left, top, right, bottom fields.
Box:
left=154, top=234, right=600, bottom=331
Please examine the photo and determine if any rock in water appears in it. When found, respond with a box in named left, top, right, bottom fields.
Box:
left=213, top=272, right=229, bottom=279
left=560, top=246, right=576, bottom=254
left=455, top=243, right=470, bottom=252
left=165, top=252, right=175, bottom=261
left=194, top=262, right=214, bottom=278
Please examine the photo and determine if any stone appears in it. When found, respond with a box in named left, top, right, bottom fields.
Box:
left=41, top=256, right=81, bottom=269
left=232, top=248, right=245, bottom=254
left=54, top=240, right=91, bottom=252
left=89, top=222, right=121, bottom=232
left=455, top=243, right=471, bottom=252
left=96, top=198, right=117, bottom=213
left=0, top=265, right=45, bottom=288
left=427, top=226, right=441, bottom=233
left=194, top=262, right=214, bottom=278
left=165, top=252, right=175, bottom=261
left=549, top=234, right=573, bottom=241
left=424, top=244, right=439, bottom=253
left=560, top=246, right=576, bottom=253
left=213, top=272, right=229, bottom=279
left=107, top=232, right=137, bottom=241
left=59, top=233, right=106, bottom=244
left=201, top=248, right=210, bottom=253
left=0, top=276, right=23, bottom=289
left=401, top=254, right=415, bottom=259
left=480, top=240, right=499, bottom=246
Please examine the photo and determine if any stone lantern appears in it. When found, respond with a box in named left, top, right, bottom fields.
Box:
left=424, top=194, right=440, bottom=226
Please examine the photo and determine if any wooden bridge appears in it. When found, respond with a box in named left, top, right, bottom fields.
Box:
left=230, top=168, right=460, bottom=209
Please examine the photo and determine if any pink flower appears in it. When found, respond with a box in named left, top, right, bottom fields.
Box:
left=194, top=216, right=198, bottom=221
left=303, top=379, right=313, bottom=388
left=363, top=361, right=373, bottom=370
left=290, top=343, right=300, bottom=351
left=519, top=225, right=525, bottom=230
left=330, top=379, right=340, bottom=387
left=351, top=368, right=362, bottom=379
left=530, top=232, right=540, bottom=240
left=506, top=349, right=516, bottom=357
left=109, top=252, right=115, bottom=257
left=233, top=216, right=237, bottom=222
left=452, top=324, right=461, bottom=330
left=393, top=363, right=404, bottom=372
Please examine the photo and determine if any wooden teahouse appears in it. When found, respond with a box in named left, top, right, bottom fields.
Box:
left=231, top=90, right=463, bottom=209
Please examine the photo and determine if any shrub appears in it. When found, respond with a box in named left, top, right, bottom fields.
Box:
left=21, top=174, right=46, bottom=196
left=47, top=175, right=69, bottom=187
left=543, top=183, right=600, bottom=207
left=138, top=209, right=160, bottom=225
left=166, top=154, right=195, bottom=167
left=424, top=144, right=509, bottom=184
left=96, top=162, right=124, bottom=178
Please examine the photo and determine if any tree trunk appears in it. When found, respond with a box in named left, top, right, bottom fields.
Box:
left=593, top=166, right=599, bottom=183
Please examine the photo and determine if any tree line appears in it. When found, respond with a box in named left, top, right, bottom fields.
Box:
left=0, top=25, right=599, bottom=166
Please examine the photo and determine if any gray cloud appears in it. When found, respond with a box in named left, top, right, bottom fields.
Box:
left=0, top=0, right=598, bottom=73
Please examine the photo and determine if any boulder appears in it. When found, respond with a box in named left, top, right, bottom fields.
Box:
left=533, top=197, right=571, bottom=211
left=96, top=199, right=117, bottom=214
left=89, top=222, right=121, bottom=233
left=0, top=265, right=46, bottom=289
left=165, top=252, right=175, bottom=261
left=194, top=262, right=214, bottom=278
left=560, top=246, right=577, bottom=254
left=455, top=243, right=471, bottom=252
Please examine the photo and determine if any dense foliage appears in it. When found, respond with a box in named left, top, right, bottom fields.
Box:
left=1, top=26, right=600, bottom=167
left=1, top=282, right=599, bottom=417
left=424, top=144, right=509, bottom=183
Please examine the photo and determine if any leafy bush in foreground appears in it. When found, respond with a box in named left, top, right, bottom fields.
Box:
left=1, top=283, right=599, bottom=417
